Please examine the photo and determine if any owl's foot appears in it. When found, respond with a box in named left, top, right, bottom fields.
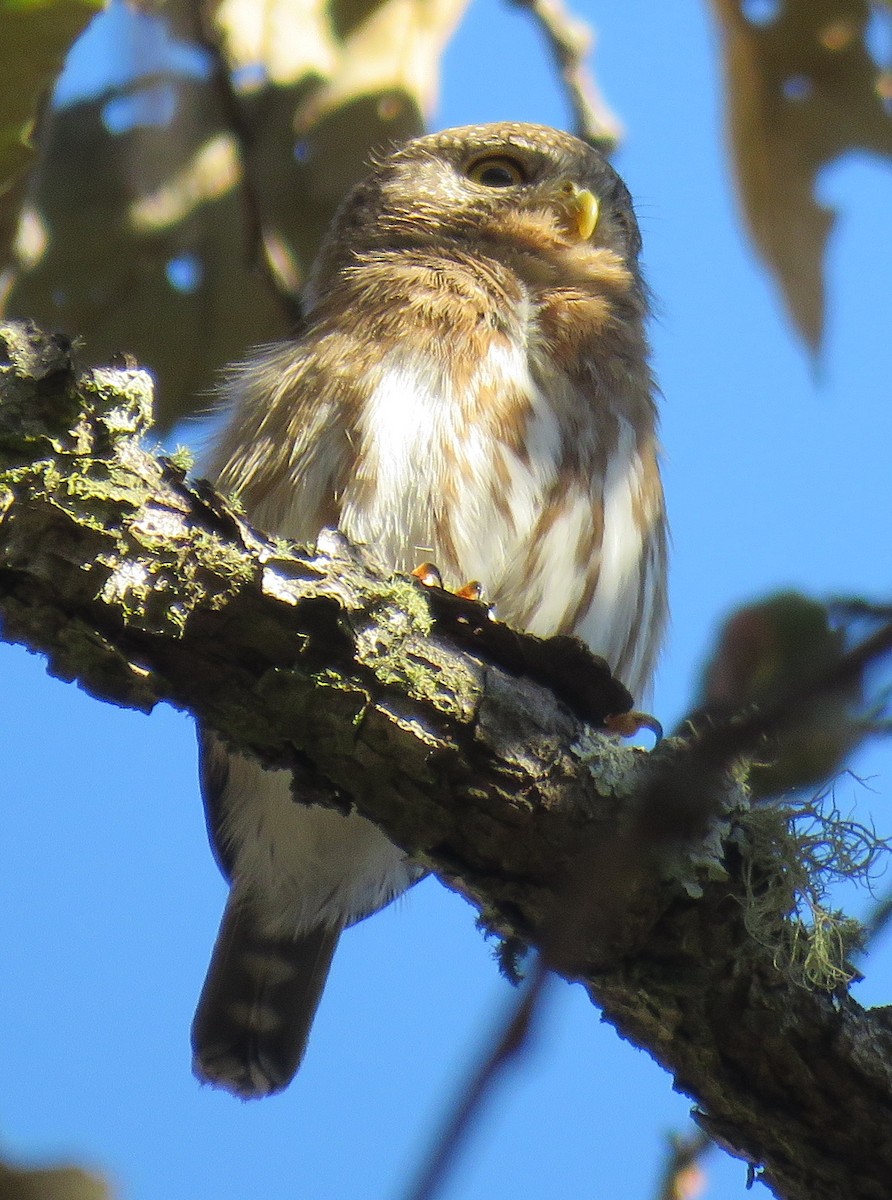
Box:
left=412, top=562, right=483, bottom=602
left=605, top=710, right=664, bottom=742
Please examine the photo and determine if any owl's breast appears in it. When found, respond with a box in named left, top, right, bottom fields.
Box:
left=338, top=339, right=553, bottom=583
left=333, top=334, right=664, bottom=696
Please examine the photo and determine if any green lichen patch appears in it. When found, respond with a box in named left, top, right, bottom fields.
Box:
left=357, top=618, right=480, bottom=721
left=306, top=668, right=370, bottom=729
left=167, top=446, right=195, bottom=473
left=572, top=727, right=642, bottom=798
left=81, top=368, right=154, bottom=437
left=735, top=791, right=887, bottom=989
left=349, top=574, right=478, bottom=721
left=383, top=576, right=435, bottom=637
left=0, top=459, right=60, bottom=498
left=64, top=463, right=148, bottom=511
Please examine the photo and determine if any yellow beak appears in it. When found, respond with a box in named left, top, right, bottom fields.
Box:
left=572, top=187, right=600, bottom=240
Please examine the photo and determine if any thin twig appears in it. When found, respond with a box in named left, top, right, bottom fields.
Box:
left=187, top=0, right=302, bottom=325
left=401, top=958, right=551, bottom=1200
left=509, top=0, right=622, bottom=151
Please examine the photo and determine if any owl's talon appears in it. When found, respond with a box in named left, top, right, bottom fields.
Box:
left=455, top=580, right=483, bottom=602
left=412, top=562, right=484, bottom=604
left=605, top=710, right=663, bottom=742
left=412, top=562, right=444, bottom=589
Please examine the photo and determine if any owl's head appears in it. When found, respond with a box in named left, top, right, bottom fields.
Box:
left=308, top=123, right=644, bottom=299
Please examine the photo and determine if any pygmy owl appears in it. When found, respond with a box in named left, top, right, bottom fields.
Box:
left=192, top=121, right=668, bottom=1098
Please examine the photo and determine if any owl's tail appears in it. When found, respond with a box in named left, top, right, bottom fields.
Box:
left=191, top=896, right=340, bottom=1099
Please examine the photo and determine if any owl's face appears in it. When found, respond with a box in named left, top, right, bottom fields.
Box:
left=313, top=123, right=643, bottom=292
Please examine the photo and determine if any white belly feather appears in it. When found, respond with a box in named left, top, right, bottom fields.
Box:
left=217, top=751, right=417, bottom=933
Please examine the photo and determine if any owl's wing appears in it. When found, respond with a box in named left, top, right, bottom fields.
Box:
left=195, top=727, right=234, bottom=879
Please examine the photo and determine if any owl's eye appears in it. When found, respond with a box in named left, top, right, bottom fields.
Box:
left=466, top=156, right=527, bottom=188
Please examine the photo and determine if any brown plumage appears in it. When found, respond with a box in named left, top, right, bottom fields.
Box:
left=192, top=122, right=668, bottom=1097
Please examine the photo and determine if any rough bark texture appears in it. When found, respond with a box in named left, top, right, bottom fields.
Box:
left=1, top=321, right=891, bottom=1200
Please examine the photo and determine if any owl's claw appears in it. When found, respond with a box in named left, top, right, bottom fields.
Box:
left=605, top=710, right=663, bottom=742
left=454, top=580, right=483, bottom=602
left=412, top=561, right=444, bottom=589
left=412, top=562, right=483, bottom=603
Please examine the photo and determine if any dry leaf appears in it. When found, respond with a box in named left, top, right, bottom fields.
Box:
left=710, top=0, right=892, bottom=349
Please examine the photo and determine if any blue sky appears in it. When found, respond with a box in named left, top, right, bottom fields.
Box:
left=2, top=2, right=891, bottom=1197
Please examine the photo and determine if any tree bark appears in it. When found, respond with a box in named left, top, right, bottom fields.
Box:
left=1, top=320, right=890, bottom=1200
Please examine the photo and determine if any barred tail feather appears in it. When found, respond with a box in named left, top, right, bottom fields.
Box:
left=192, top=897, right=340, bottom=1099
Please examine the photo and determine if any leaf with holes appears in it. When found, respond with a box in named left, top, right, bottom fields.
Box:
left=710, top=0, right=892, bottom=349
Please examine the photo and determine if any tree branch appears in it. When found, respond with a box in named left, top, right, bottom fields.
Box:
left=2, top=320, right=892, bottom=1200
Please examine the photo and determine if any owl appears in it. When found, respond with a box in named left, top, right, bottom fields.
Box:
left=192, top=121, right=668, bottom=1098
